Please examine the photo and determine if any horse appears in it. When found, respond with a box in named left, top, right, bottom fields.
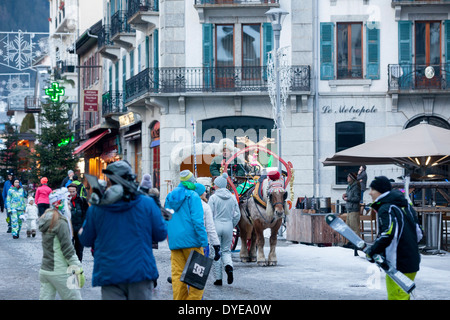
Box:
left=238, top=177, right=289, bottom=266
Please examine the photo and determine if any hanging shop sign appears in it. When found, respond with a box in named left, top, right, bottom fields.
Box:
left=84, top=90, right=98, bottom=112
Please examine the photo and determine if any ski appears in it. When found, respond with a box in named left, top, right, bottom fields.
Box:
left=325, top=214, right=416, bottom=294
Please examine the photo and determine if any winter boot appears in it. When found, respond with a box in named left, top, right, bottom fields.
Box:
left=6, top=226, right=11, bottom=233
left=225, top=265, right=233, bottom=284
left=32, top=230, right=36, bottom=237
left=27, top=230, right=31, bottom=238
left=213, top=279, right=222, bottom=286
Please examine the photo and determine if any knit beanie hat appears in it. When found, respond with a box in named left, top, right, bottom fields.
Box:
left=103, top=160, right=132, bottom=178
left=194, top=183, right=206, bottom=196
left=214, top=173, right=228, bottom=189
left=268, top=171, right=281, bottom=181
left=180, top=170, right=196, bottom=183
left=369, top=176, right=392, bottom=194
left=140, top=174, right=152, bottom=190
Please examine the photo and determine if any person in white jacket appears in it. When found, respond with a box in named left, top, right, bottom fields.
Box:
left=194, top=183, right=221, bottom=261
left=208, top=173, right=241, bottom=285
left=24, top=197, right=39, bottom=237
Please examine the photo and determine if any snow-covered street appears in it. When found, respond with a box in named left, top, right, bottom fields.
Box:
left=0, top=209, right=449, bottom=300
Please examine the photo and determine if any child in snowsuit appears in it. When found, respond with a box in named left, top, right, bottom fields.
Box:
left=208, top=173, right=241, bottom=285
left=24, top=197, right=39, bottom=237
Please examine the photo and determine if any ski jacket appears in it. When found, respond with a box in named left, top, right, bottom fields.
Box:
left=35, top=184, right=52, bottom=205
left=39, top=209, right=81, bottom=275
left=2, top=180, right=22, bottom=208
left=164, top=183, right=208, bottom=250
left=25, top=203, right=39, bottom=220
left=369, top=189, right=422, bottom=274
left=209, top=155, right=246, bottom=177
left=208, top=188, right=241, bottom=227
left=6, top=187, right=26, bottom=213
left=79, top=194, right=167, bottom=287
left=345, top=181, right=361, bottom=213
left=69, top=195, right=89, bottom=233
left=202, top=200, right=220, bottom=246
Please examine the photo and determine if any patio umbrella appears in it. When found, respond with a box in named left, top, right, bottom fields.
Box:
left=322, top=123, right=450, bottom=169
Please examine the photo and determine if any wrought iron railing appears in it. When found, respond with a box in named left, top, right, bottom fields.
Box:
left=388, top=64, right=450, bottom=91
left=392, top=0, right=450, bottom=4
left=98, top=25, right=114, bottom=49
left=125, top=65, right=310, bottom=103
left=127, top=0, right=159, bottom=19
left=111, top=10, right=135, bottom=39
left=195, top=0, right=279, bottom=4
left=102, top=91, right=127, bottom=115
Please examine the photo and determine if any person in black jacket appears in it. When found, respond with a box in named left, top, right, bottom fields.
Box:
left=67, top=183, right=89, bottom=262
left=365, top=176, right=423, bottom=300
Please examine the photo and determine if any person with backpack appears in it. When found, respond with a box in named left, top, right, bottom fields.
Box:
left=66, top=175, right=86, bottom=199
left=365, top=176, right=423, bottom=300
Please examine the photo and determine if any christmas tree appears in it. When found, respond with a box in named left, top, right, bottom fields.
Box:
left=0, top=123, right=25, bottom=179
left=31, top=97, right=78, bottom=189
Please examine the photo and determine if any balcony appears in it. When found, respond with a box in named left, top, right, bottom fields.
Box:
left=98, top=25, right=121, bottom=62
left=388, top=64, right=450, bottom=93
left=391, top=0, right=450, bottom=20
left=194, top=0, right=279, bottom=22
left=125, top=65, right=310, bottom=106
left=392, top=0, right=450, bottom=6
left=52, top=0, right=77, bottom=34
left=102, top=91, right=127, bottom=117
left=110, top=10, right=136, bottom=50
left=24, top=96, right=42, bottom=113
left=127, top=0, right=159, bottom=33
left=55, top=56, right=77, bottom=83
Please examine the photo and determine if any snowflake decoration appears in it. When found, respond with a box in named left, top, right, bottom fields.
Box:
left=3, top=31, right=35, bottom=70
left=6, top=77, right=24, bottom=93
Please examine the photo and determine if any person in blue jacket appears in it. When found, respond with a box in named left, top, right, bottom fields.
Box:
left=78, top=161, right=167, bottom=300
left=165, top=170, right=208, bottom=300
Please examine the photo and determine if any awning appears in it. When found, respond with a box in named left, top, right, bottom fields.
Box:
left=73, top=129, right=111, bottom=155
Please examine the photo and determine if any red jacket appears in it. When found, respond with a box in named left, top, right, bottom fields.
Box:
left=35, top=184, right=52, bottom=205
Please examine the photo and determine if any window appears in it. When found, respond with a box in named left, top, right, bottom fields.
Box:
left=242, top=24, right=261, bottom=80
left=415, top=21, right=441, bottom=67
left=337, top=22, right=363, bottom=79
left=216, top=25, right=234, bottom=68
left=335, top=121, right=365, bottom=184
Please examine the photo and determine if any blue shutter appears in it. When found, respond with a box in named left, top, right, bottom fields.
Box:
left=320, top=23, right=334, bottom=80
left=398, top=21, right=413, bottom=89
left=145, top=36, right=150, bottom=69
left=366, top=22, right=380, bottom=80
left=153, top=29, right=159, bottom=91
left=203, top=23, right=214, bottom=89
left=263, top=22, right=273, bottom=80
left=445, top=21, right=450, bottom=74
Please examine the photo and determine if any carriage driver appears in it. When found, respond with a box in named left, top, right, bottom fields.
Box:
left=209, top=141, right=246, bottom=179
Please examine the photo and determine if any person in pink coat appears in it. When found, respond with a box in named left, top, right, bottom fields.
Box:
left=35, top=177, right=52, bottom=217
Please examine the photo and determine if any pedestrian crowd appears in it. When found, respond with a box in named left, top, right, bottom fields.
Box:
left=1, top=162, right=422, bottom=301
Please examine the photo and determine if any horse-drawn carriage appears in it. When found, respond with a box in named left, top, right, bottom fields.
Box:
left=186, top=137, right=294, bottom=267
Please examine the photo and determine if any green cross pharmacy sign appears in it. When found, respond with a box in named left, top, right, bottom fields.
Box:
left=45, top=82, right=65, bottom=102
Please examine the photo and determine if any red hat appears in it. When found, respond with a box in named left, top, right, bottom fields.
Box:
left=268, top=171, right=281, bottom=181
left=41, top=177, right=48, bottom=184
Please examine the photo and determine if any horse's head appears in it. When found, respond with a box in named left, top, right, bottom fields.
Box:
left=267, top=182, right=288, bottom=218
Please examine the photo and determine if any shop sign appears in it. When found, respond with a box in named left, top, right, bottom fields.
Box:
left=119, top=112, right=136, bottom=127
left=84, top=90, right=98, bottom=112
left=321, top=105, right=377, bottom=116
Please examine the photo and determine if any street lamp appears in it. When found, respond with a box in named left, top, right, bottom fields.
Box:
left=265, top=8, right=288, bottom=174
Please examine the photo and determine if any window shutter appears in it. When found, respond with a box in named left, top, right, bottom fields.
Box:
left=398, top=21, right=413, bottom=89
left=398, top=21, right=413, bottom=64
left=203, top=23, right=214, bottom=89
left=263, top=22, right=273, bottom=80
left=320, top=23, right=334, bottom=80
left=153, top=29, right=159, bottom=91
left=366, top=22, right=380, bottom=80
left=445, top=21, right=450, bottom=66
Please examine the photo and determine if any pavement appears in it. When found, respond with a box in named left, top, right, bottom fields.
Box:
left=1, top=209, right=449, bottom=301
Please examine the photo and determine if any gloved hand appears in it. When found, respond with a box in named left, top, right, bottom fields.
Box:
left=363, top=245, right=374, bottom=263
left=74, top=267, right=85, bottom=288
left=213, top=245, right=221, bottom=261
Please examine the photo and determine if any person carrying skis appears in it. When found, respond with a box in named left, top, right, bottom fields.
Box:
left=365, top=176, right=423, bottom=300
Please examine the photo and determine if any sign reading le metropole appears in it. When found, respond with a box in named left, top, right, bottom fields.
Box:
left=84, top=90, right=98, bottom=112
